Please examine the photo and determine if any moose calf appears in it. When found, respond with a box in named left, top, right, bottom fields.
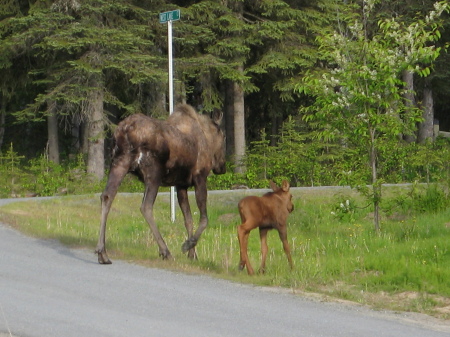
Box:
left=237, top=180, right=294, bottom=275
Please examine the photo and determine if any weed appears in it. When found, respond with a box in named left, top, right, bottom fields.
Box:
left=386, top=183, right=450, bottom=216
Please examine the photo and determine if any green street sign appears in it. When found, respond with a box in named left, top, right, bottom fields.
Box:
left=159, top=9, right=180, bottom=24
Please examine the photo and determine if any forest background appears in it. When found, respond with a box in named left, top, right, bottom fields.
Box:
left=1, top=0, right=450, bottom=204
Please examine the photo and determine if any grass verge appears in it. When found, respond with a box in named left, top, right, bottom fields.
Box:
left=0, top=186, right=449, bottom=319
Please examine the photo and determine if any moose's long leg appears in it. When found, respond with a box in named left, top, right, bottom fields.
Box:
left=95, top=163, right=129, bottom=264
left=259, top=228, right=270, bottom=274
left=278, top=228, right=293, bottom=270
left=182, top=177, right=208, bottom=253
left=237, top=224, right=254, bottom=275
left=141, top=183, right=172, bottom=259
left=177, top=187, right=196, bottom=259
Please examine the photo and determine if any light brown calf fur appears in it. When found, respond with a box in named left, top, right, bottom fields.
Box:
left=237, top=180, right=294, bottom=275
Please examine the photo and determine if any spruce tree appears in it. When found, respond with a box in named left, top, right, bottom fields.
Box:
left=1, top=0, right=168, bottom=179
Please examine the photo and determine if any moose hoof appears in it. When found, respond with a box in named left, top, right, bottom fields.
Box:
left=181, top=238, right=197, bottom=253
left=187, top=249, right=197, bottom=260
left=96, top=250, right=112, bottom=264
left=159, top=250, right=173, bottom=260
left=239, top=263, right=254, bottom=275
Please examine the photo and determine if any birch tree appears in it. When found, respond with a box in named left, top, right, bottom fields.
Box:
left=299, top=0, right=448, bottom=231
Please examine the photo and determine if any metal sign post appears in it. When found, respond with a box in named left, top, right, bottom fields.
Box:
left=160, top=9, right=180, bottom=223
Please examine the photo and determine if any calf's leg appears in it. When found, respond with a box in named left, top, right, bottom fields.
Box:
left=237, top=224, right=255, bottom=275
left=259, top=228, right=269, bottom=274
left=278, top=228, right=293, bottom=270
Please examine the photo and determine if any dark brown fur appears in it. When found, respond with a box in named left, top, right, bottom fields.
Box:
left=237, top=180, right=294, bottom=275
left=95, top=104, right=225, bottom=264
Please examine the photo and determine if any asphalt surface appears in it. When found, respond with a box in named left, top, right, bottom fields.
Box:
left=0, top=197, right=449, bottom=337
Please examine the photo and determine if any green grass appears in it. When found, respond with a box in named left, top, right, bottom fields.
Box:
left=1, top=186, right=450, bottom=318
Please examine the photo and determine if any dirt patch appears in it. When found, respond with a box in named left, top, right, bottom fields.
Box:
left=435, top=305, right=450, bottom=316
left=314, top=282, right=450, bottom=321
left=5, top=209, right=31, bottom=217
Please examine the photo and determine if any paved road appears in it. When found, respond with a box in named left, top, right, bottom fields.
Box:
left=0, top=198, right=449, bottom=337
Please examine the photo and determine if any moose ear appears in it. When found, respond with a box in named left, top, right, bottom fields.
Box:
left=269, top=180, right=279, bottom=192
left=211, top=108, right=223, bottom=125
left=281, top=180, right=290, bottom=192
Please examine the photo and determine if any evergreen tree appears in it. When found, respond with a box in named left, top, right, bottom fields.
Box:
left=1, top=0, right=168, bottom=179
left=179, top=0, right=334, bottom=171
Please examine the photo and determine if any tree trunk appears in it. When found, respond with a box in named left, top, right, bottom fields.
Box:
left=81, top=120, right=89, bottom=155
left=47, top=101, right=60, bottom=164
left=86, top=87, right=105, bottom=180
left=224, top=79, right=235, bottom=158
left=233, top=64, right=246, bottom=174
left=0, top=96, right=5, bottom=153
left=270, top=108, right=282, bottom=146
left=417, top=77, right=434, bottom=144
left=175, top=79, right=186, bottom=105
left=71, top=113, right=82, bottom=153
left=369, top=127, right=380, bottom=232
left=402, top=70, right=417, bottom=143
left=152, top=83, right=167, bottom=117
left=270, top=111, right=277, bottom=146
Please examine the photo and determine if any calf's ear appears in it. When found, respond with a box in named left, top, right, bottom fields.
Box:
left=269, top=180, right=279, bottom=192
left=281, top=180, right=290, bottom=192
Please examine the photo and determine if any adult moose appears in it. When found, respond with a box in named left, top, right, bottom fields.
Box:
left=237, top=180, right=294, bottom=275
left=95, top=104, right=226, bottom=264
